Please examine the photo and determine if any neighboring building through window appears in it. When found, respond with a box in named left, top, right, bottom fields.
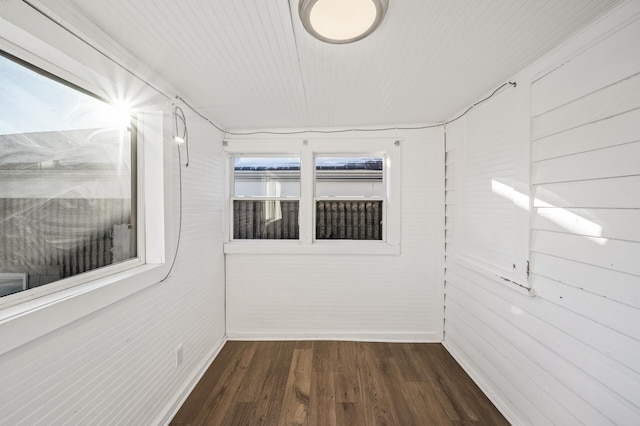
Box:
left=0, top=52, right=137, bottom=298
left=230, top=156, right=385, bottom=241
left=315, top=157, right=384, bottom=240
left=232, top=157, right=300, bottom=239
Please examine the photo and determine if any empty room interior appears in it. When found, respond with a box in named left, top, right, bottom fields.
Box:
left=1, top=0, right=639, bottom=424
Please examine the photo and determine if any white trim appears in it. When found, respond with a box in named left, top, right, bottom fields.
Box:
left=0, top=258, right=142, bottom=310
left=223, top=138, right=402, bottom=254
left=300, top=144, right=314, bottom=244
left=0, top=262, right=167, bottom=355
left=227, top=330, right=441, bottom=343
left=224, top=240, right=399, bottom=255
left=140, top=110, right=167, bottom=264
left=444, top=339, right=524, bottom=426
left=157, top=336, right=228, bottom=426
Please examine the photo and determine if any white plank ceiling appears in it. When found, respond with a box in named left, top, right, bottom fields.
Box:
left=40, top=0, right=619, bottom=130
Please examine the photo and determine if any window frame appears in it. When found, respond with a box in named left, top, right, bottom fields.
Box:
left=223, top=138, right=401, bottom=255
left=0, top=51, right=148, bottom=307
left=0, top=18, right=170, bottom=355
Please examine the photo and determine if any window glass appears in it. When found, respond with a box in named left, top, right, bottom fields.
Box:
left=315, top=157, right=383, bottom=197
left=0, top=52, right=136, bottom=297
left=232, top=157, right=300, bottom=239
left=315, top=157, right=384, bottom=240
left=233, top=200, right=299, bottom=240
left=234, top=157, right=300, bottom=197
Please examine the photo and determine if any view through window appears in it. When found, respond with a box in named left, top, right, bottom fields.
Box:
left=315, top=157, right=384, bottom=240
left=230, top=156, right=385, bottom=241
left=232, top=157, right=300, bottom=239
left=0, top=52, right=137, bottom=298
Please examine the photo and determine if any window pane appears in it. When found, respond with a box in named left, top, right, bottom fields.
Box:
left=233, top=200, right=299, bottom=239
left=315, top=157, right=383, bottom=197
left=234, top=157, right=300, bottom=197
left=316, top=200, right=383, bottom=240
left=0, top=53, right=136, bottom=297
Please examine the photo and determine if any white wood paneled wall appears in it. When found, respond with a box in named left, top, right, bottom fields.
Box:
left=0, top=112, right=227, bottom=425
left=444, top=2, right=640, bottom=425
left=226, top=128, right=445, bottom=342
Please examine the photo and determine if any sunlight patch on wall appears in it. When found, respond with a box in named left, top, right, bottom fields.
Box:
left=491, top=179, right=605, bottom=245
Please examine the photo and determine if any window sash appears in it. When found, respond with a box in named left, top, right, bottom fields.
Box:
left=223, top=138, right=401, bottom=254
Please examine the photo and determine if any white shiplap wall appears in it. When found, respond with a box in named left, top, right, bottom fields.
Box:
left=0, top=6, right=227, bottom=423
left=444, top=2, right=640, bottom=425
left=226, top=128, right=445, bottom=342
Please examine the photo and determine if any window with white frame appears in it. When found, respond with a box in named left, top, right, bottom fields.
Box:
left=224, top=139, right=401, bottom=254
left=232, top=156, right=301, bottom=240
left=0, top=51, right=138, bottom=298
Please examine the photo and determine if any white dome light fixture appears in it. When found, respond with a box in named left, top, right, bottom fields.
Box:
left=299, top=0, right=388, bottom=44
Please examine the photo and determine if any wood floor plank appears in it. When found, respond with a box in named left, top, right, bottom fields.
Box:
left=335, top=402, right=365, bottom=425
left=171, top=341, right=508, bottom=426
left=405, top=381, right=455, bottom=425
left=312, top=340, right=336, bottom=373
left=412, top=343, right=508, bottom=424
left=193, top=342, right=257, bottom=425
left=252, top=341, right=296, bottom=425
left=279, top=348, right=313, bottom=425
left=308, top=372, right=337, bottom=426
left=295, top=341, right=313, bottom=349
left=334, top=341, right=363, bottom=403
left=234, top=341, right=279, bottom=403
left=220, top=402, right=256, bottom=426
left=434, top=345, right=508, bottom=425
left=405, top=343, right=464, bottom=420
left=394, top=342, right=430, bottom=382
left=171, top=341, right=250, bottom=425
left=386, top=357, right=434, bottom=426
left=359, top=342, right=397, bottom=425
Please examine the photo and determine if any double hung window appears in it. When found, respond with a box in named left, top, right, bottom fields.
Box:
left=224, top=139, right=400, bottom=254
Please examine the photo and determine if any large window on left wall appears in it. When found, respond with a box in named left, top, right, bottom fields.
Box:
left=0, top=51, right=137, bottom=298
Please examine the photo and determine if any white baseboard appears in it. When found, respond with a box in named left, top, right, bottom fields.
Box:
left=443, top=339, right=522, bottom=426
left=226, top=330, right=442, bottom=343
left=157, top=335, right=228, bottom=426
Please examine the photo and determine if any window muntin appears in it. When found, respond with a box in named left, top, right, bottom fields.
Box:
left=314, top=156, right=384, bottom=240
left=232, top=156, right=300, bottom=240
left=0, top=52, right=137, bottom=298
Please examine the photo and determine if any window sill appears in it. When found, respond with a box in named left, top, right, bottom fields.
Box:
left=0, top=262, right=167, bottom=355
left=224, top=241, right=400, bottom=255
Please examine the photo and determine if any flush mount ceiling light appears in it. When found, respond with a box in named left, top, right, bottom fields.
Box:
left=299, top=0, right=388, bottom=44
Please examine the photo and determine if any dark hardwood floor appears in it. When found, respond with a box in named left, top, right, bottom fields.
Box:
left=171, top=341, right=508, bottom=425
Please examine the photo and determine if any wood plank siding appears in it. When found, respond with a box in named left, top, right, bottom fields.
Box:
left=444, top=5, right=640, bottom=425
